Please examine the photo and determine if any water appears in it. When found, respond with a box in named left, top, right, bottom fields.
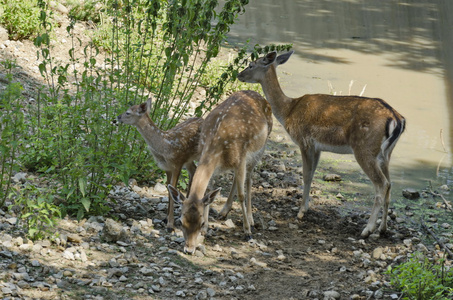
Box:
left=226, top=0, right=453, bottom=192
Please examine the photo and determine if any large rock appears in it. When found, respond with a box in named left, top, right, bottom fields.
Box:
left=0, top=26, right=8, bottom=42
left=101, top=218, right=129, bottom=243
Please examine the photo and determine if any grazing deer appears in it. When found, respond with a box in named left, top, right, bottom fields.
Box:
left=168, top=90, right=273, bottom=254
left=238, top=51, right=406, bottom=237
left=117, top=98, right=203, bottom=232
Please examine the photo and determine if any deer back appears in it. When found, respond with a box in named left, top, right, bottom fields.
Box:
left=198, top=90, right=273, bottom=169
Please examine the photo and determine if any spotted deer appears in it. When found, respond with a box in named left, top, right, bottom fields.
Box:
left=168, top=90, right=273, bottom=254
left=238, top=51, right=406, bottom=237
left=117, top=98, right=203, bottom=232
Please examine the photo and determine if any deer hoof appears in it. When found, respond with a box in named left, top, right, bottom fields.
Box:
left=297, top=211, right=305, bottom=219
left=360, top=227, right=372, bottom=238
left=166, top=227, right=174, bottom=233
left=244, top=234, right=253, bottom=241
left=217, top=213, right=227, bottom=221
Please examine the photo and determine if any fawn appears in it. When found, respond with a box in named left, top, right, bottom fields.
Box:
left=117, top=98, right=203, bottom=232
left=238, top=51, right=405, bottom=237
left=168, top=90, right=273, bottom=254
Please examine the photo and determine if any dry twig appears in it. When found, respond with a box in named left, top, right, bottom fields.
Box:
left=421, top=219, right=453, bottom=259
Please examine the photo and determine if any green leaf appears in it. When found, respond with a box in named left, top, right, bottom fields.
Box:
left=79, top=177, right=87, bottom=198
left=81, top=197, right=91, bottom=212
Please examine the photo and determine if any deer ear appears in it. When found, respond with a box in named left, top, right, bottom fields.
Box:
left=263, top=51, right=277, bottom=66
left=201, top=188, right=221, bottom=206
left=146, top=97, right=153, bottom=113
left=138, top=102, right=147, bottom=114
left=167, top=184, right=186, bottom=203
left=276, top=50, right=294, bottom=66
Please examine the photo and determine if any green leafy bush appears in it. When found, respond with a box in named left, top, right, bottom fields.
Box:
left=0, top=65, right=25, bottom=207
left=387, top=252, right=453, bottom=299
left=17, top=0, right=291, bottom=222
left=11, top=184, right=61, bottom=240
left=0, top=0, right=42, bottom=40
left=66, top=0, right=102, bottom=22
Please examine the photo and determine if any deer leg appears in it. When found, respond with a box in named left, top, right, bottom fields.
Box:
left=297, top=148, right=320, bottom=219
left=219, top=179, right=237, bottom=219
left=166, top=167, right=182, bottom=232
left=185, top=161, right=197, bottom=197
left=245, top=170, right=254, bottom=227
left=378, top=160, right=392, bottom=234
left=356, top=155, right=390, bottom=238
left=235, top=161, right=252, bottom=240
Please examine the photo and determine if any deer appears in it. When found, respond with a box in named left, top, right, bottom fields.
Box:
left=237, top=51, right=406, bottom=238
left=117, top=98, right=203, bottom=232
left=167, top=90, right=273, bottom=254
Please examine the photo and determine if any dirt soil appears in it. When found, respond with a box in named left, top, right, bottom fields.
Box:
left=1, top=7, right=452, bottom=300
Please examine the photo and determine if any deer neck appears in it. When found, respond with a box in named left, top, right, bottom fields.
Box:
left=260, top=66, right=293, bottom=126
left=188, top=161, right=216, bottom=201
left=135, top=115, right=166, bottom=153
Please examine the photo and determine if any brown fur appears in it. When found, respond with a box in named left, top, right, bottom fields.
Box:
left=238, top=51, right=405, bottom=237
left=117, top=98, right=203, bottom=232
left=168, top=90, right=273, bottom=254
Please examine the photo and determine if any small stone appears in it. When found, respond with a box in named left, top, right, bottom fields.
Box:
left=441, top=223, right=451, bottom=229
left=372, top=247, right=384, bottom=259
left=12, top=172, right=27, bottom=183
left=140, top=267, right=154, bottom=276
left=250, top=257, right=267, bottom=268
left=206, top=287, right=216, bottom=297
left=288, top=223, right=298, bottom=229
left=212, top=244, right=223, bottom=252
left=62, top=250, right=75, bottom=260
left=402, top=188, right=420, bottom=199
left=440, top=184, right=450, bottom=191
left=31, top=260, right=41, bottom=267
left=154, top=182, right=167, bottom=194
left=323, top=290, right=340, bottom=299
left=224, top=219, right=236, bottom=228
left=196, top=290, right=207, bottom=299
left=67, top=234, right=83, bottom=244
left=416, top=243, right=428, bottom=253
left=175, top=290, right=185, bottom=297
left=151, top=285, right=161, bottom=292
left=156, top=203, right=167, bottom=211
left=403, top=239, right=412, bottom=247
left=323, top=174, right=341, bottom=181
left=6, top=218, right=17, bottom=225
left=374, top=289, right=384, bottom=299
left=13, top=272, right=30, bottom=281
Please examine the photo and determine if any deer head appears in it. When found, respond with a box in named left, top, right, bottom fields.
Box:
left=168, top=185, right=221, bottom=254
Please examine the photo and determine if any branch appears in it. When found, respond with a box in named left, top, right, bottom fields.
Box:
left=427, top=187, right=453, bottom=213
left=421, top=219, right=453, bottom=259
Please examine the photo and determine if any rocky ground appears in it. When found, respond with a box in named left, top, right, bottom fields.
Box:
left=1, top=147, right=452, bottom=300
left=1, top=4, right=452, bottom=300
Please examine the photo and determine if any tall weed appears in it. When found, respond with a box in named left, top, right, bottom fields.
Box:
left=21, top=0, right=291, bottom=220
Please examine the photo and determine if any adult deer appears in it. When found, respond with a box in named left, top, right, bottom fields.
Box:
left=238, top=51, right=405, bottom=237
left=168, top=90, right=273, bottom=254
left=117, top=98, right=203, bottom=232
